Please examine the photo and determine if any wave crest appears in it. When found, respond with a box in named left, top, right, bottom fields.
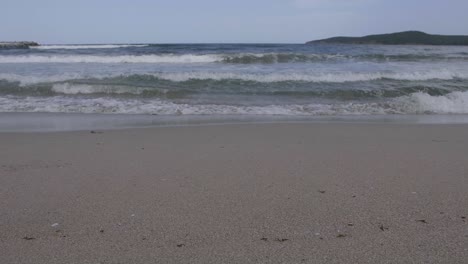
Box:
left=1, top=70, right=466, bottom=87
left=2, top=52, right=467, bottom=64
left=0, top=54, right=220, bottom=64
left=221, top=53, right=347, bottom=63
left=31, top=44, right=149, bottom=50
left=149, top=70, right=468, bottom=83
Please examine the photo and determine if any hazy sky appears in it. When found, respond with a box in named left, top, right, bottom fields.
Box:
left=2, top=0, right=468, bottom=44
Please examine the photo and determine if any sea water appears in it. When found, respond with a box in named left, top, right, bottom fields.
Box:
left=1, top=43, right=468, bottom=119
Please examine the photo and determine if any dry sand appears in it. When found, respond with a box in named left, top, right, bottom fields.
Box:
left=1, top=123, right=467, bottom=263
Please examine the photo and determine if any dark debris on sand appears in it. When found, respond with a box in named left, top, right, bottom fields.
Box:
left=379, top=224, right=389, bottom=231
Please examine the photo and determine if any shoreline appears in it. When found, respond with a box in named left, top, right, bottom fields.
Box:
left=1, top=122, right=467, bottom=263
left=2, top=112, right=468, bottom=133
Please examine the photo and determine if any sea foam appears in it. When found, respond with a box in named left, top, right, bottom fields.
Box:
left=2, top=52, right=467, bottom=64
left=31, top=44, right=149, bottom=50
left=1, top=69, right=466, bottom=87
left=399, top=91, right=468, bottom=113
left=0, top=54, right=220, bottom=64
left=1, top=91, right=467, bottom=115
left=149, top=70, right=468, bottom=83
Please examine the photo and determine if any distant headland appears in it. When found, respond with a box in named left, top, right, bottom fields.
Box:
left=0, top=41, right=39, bottom=49
left=307, top=31, right=468, bottom=46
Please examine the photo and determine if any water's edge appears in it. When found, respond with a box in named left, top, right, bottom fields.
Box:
left=2, top=112, right=468, bottom=132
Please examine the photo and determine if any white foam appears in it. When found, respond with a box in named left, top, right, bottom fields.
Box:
left=1, top=69, right=467, bottom=87
left=222, top=53, right=347, bottom=62
left=0, top=96, right=328, bottom=115
left=31, top=44, right=149, bottom=50
left=1, top=91, right=467, bottom=115
left=0, top=73, right=93, bottom=86
left=150, top=70, right=468, bottom=83
left=397, top=91, right=468, bottom=114
left=51, top=83, right=149, bottom=95
left=0, top=54, right=221, bottom=64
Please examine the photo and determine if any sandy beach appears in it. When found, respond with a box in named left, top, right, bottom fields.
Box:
left=1, top=122, right=467, bottom=263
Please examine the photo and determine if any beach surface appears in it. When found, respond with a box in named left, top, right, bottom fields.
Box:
left=1, top=123, right=467, bottom=263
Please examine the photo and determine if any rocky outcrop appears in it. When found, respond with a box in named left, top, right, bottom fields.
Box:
left=0, top=41, right=39, bottom=49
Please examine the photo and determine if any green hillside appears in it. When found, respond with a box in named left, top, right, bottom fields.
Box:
left=307, top=31, right=468, bottom=45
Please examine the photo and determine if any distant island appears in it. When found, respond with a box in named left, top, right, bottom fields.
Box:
left=307, top=31, right=468, bottom=46
left=0, top=41, right=39, bottom=49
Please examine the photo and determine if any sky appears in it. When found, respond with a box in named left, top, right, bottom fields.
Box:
left=1, top=0, right=468, bottom=44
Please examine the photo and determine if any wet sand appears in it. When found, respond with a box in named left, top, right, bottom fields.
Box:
left=1, top=123, right=467, bottom=263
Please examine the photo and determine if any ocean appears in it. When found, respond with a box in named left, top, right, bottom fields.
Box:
left=1, top=43, right=468, bottom=119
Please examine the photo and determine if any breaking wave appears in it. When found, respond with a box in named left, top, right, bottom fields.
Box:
left=148, top=70, right=468, bottom=83
left=1, top=70, right=466, bottom=87
left=223, top=53, right=468, bottom=63
left=2, top=52, right=468, bottom=64
left=1, top=91, right=467, bottom=115
left=222, top=53, right=347, bottom=63
left=0, top=81, right=460, bottom=102
left=31, top=44, right=149, bottom=50
left=0, top=54, right=220, bottom=64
